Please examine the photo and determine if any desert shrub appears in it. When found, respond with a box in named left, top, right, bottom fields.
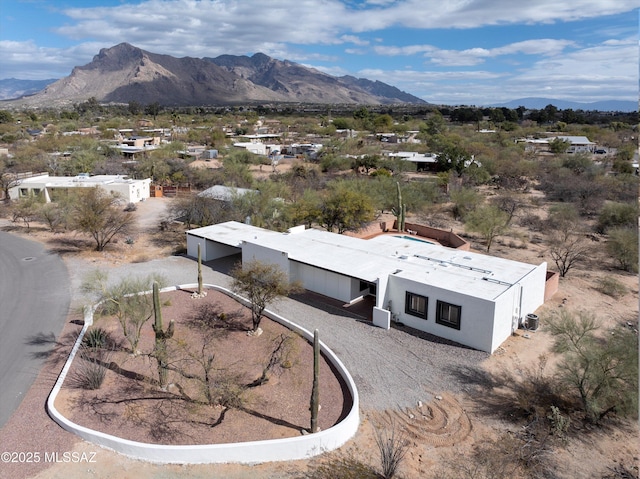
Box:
left=596, top=201, right=638, bottom=234
left=82, top=327, right=111, bottom=349
left=547, top=310, right=639, bottom=423
left=375, top=423, right=409, bottom=479
left=546, top=405, right=570, bottom=440
left=431, top=429, right=553, bottom=479
left=518, top=212, right=545, bottom=232
left=306, top=455, right=379, bottom=479
left=123, top=202, right=137, bottom=212
left=319, top=154, right=352, bottom=173
left=596, top=277, right=627, bottom=299
left=606, top=227, right=639, bottom=273
left=74, top=346, right=110, bottom=390
left=214, top=372, right=247, bottom=408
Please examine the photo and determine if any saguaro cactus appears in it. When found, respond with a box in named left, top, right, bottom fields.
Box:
left=152, top=281, right=174, bottom=388
left=393, top=181, right=406, bottom=232
left=197, top=243, right=203, bottom=295
left=310, top=329, right=320, bottom=433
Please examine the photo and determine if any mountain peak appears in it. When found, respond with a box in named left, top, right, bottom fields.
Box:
left=1, top=44, right=427, bottom=107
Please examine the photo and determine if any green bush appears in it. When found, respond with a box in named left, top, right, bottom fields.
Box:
left=606, top=227, right=639, bottom=273
left=596, top=277, right=627, bottom=298
left=74, top=347, right=110, bottom=390
left=82, top=327, right=110, bottom=349
left=596, top=201, right=638, bottom=234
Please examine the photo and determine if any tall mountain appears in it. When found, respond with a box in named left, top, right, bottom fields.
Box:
left=3, top=43, right=426, bottom=108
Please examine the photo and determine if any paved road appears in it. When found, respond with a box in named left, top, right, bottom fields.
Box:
left=0, top=232, right=70, bottom=428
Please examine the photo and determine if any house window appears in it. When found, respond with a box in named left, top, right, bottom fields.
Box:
left=19, top=188, right=28, bottom=197
left=405, top=292, right=428, bottom=319
left=436, top=301, right=461, bottom=330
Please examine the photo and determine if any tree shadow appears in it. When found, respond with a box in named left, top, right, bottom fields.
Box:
left=447, top=362, right=577, bottom=436
left=238, top=406, right=306, bottom=433
left=185, top=300, right=248, bottom=333
left=45, top=236, right=93, bottom=255
left=25, top=330, right=80, bottom=361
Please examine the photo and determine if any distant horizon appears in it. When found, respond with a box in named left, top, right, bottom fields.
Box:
left=0, top=76, right=636, bottom=112
left=0, top=2, right=636, bottom=106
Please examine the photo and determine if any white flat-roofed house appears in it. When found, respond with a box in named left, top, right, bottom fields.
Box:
left=187, top=221, right=550, bottom=353
left=517, top=135, right=596, bottom=153
left=9, top=173, right=151, bottom=203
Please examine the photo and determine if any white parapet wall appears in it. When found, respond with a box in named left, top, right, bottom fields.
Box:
left=46, top=284, right=360, bottom=464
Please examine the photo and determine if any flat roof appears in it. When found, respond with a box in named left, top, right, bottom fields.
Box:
left=188, top=221, right=280, bottom=247
left=190, top=222, right=543, bottom=301
left=19, top=174, right=149, bottom=187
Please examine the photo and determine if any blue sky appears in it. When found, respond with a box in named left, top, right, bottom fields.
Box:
left=0, top=0, right=637, bottom=105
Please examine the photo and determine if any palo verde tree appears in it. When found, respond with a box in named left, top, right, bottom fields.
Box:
left=230, top=259, right=299, bottom=334
left=546, top=310, right=638, bottom=424
left=81, top=270, right=167, bottom=355
left=464, top=205, right=509, bottom=252
left=71, top=186, right=135, bottom=251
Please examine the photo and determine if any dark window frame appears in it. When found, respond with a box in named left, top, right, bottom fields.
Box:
left=436, top=300, right=461, bottom=330
left=405, top=291, right=428, bottom=319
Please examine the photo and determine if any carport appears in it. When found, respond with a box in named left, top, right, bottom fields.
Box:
left=186, top=222, right=280, bottom=261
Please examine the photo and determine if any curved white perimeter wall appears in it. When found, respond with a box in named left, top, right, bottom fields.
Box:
left=47, top=284, right=360, bottom=464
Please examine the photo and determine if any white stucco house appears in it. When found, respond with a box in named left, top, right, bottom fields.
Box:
left=187, top=221, right=550, bottom=353
left=517, top=135, right=596, bottom=153
left=9, top=173, right=151, bottom=203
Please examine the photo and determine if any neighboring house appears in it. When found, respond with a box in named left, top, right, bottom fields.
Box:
left=9, top=173, right=151, bottom=203
left=199, top=185, right=258, bottom=202
left=554, top=136, right=596, bottom=153
left=187, top=221, right=551, bottom=353
left=387, top=151, right=438, bottom=171
left=114, top=134, right=161, bottom=159
left=517, top=135, right=596, bottom=153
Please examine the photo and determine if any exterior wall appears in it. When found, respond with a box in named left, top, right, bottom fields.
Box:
left=10, top=176, right=151, bottom=203
left=544, top=271, right=559, bottom=301
left=46, top=284, right=360, bottom=464
left=398, top=221, right=469, bottom=250
left=517, top=263, right=547, bottom=321
left=491, top=288, right=518, bottom=351
left=242, top=241, right=290, bottom=279
left=386, top=274, right=497, bottom=352
left=186, top=235, right=240, bottom=261
left=103, top=179, right=151, bottom=203
left=290, top=261, right=354, bottom=304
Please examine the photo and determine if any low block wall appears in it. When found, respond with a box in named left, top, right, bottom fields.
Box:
left=544, top=271, right=560, bottom=302
left=46, top=284, right=360, bottom=464
left=396, top=220, right=470, bottom=250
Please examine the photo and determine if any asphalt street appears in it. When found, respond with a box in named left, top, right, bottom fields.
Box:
left=0, top=232, right=70, bottom=428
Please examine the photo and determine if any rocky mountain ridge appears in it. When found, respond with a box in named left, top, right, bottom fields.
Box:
left=2, top=43, right=426, bottom=107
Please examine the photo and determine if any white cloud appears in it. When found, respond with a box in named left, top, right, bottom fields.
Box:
left=340, top=35, right=370, bottom=46
left=0, top=40, right=103, bottom=79
left=0, top=1, right=636, bottom=105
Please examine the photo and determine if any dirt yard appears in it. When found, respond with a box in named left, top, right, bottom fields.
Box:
left=56, top=288, right=350, bottom=445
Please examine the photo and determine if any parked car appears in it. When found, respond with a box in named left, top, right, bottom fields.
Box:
left=594, top=148, right=607, bottom=154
